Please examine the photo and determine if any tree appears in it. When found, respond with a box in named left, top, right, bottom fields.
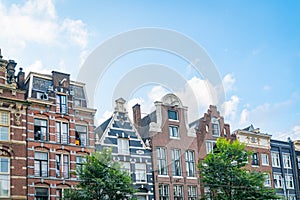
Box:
left=64, top=148, right=136, bottom=200
left=198, top=138, right=280, bottom=200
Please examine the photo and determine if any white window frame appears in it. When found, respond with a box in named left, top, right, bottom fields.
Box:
left=56, top=94, right=67, bottom=114
left=135, top=163, right=146, bottom=183
left=283, top=153, right=291, bottom=169
left=0, top=157, right=10, bottom=197
left=271, top=152, right=280, bottom=168
left=56, top=122, right=69, bottom=144
left=188, top=185, right=197, bottom=200
left=75, top=125, right=88, bottom=146
left=156, top=147, right=167, bottom=175
left=169, top=126, right=179, bottom=138
left=206, top=140, right=216, bottom=154
left=285, top=174, right=294, bottom=189
left=297, top=156, right=300, bottom=169
left=34, top=118, right=48, bottom=141
left=168, top=110, right=178, bottom=121
left=185, top=150, right=195, bottom=177
left=55, top=154, right=69, bottom=178
left=273, top=173, right=283, bottom=188
left=120, top=162, right=131, bottom=173
left=174, top=185, right=184, bottom=200
left=35, top=187, right=49, bottom=200
left=261, top=154, right=269, bottom=166
left=159, top=184, right=169, bottom=200
left=0, top=111, right=9, bottom=141
left=34, top=152, right=48, bottom=177
left=171, top=149, right=182, bottom=176
left=211, top=117, right=220, bottom=137
left=264, top=173, right=271, bottom=187
left=118, top=138, right=129, bottom=155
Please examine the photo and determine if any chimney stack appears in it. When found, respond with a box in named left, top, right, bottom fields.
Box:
left=16, top=68, right=25, bottom=89
left=132, top=103, right=141, bottom=126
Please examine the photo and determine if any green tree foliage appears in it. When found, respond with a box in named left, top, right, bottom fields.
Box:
left=64, top=148, right=136, bottom=200
left=198, top=138, right=280, bottom=200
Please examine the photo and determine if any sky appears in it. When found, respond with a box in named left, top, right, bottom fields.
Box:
left=0, top=0, right=299, bottom=140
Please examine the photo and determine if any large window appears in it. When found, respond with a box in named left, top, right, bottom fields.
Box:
left=206, top=140, right=216, bottom=154
left=56, top=122, right=68, bottom=144
left=76, top=156, right=86, bottom=179
left=156, top=147, right=167, bottom=175
left=169, top=126, right=179, bottom=138
left=174, top=185, right=183, bottom=200
left=273, top=173, right=283, bottom=188
left=34, top=152, right=48, bottom=177
left=252, top=153, right=259, bottom=166
left=286, top=174, right=294, bottom=189
left=35, top=188, right=49, bottom=200
left=159, top=184, right=169, bottom=200
left=56, top=154, right=69, bottom=178
left=168, top=110, right=178, bottom=120
left=211, top=117, right=220, bottom=137
left=34, top=119, right=48, bottom=141
left=185, top=150, right=195, bottom=177
left=0, top=158, right=9, bottom=197
left=75, top=125, right=88, bottom=146
left=56, top=95, right=67, bottom=114
left=118, top=138, right=129, bottom=155
left=188, top=186, right=197, bottom=200
left=171, top=149, right=182, bottom=176
left=271, top=152, right=280, bottom=168
left=135, top=163, right=146, bottom=182
left=264, top=173, right=271, bottom=187
left=0, top=111, right=9, bottom=141
left=261, top=154, right=269, bottom=166
left=283, top=153, right=291, bottom=169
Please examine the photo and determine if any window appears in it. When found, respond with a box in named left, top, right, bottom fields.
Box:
left=264, top=173, right=271, bottom=187
left=120, top=162, right=131, bottom=173
left=172, top=149, right=182, bottom=176
left=188, top=186, right=197, bottom=200
left=283, top=154, right=291, bottom=169
left=286, top=174, right=294, bottom=189
left=169, top=126, right=179, bottom=138
left=211, top=117, right=220, bottom=137
left=273, top=173, right=283, bottom=188
left=174, top=185, right=183, bottom=200
left=135, top=163, right=146, bottom=182
left=34, top=119, right=48, bottom=141
left=75, top=125, right=88, bottom=146
left=185, top=150, right=195, bottom=177
left=0, top=158, right=9, bottom=197
left=76, top=156, right=86, bottom=175
left=168, top=110, right=178, bottom=120
left=136, top=196, right=147, bottom=200
left=35, top=188, right=48, bottom=200
left=288, top=195, right=296, bottom=200
left=156, top=147, right=167, bottom=175
left=159, top=184, right=169, bottom=200
left=56, top=95, right=67, bottom=114
left=56, top=188, right=62, bottom=200
left=0, top=111, right=9, bottom=141
left=261, top=154, right=269, bottom=166
left=297, top=156, right=300, bottom=169
left=34, top=152, right=48, bottom=177
left=56, top=122, right=68, bottom=144
left=252, top=153, right=259, bottom=165
left=206, top=140, right=216, bottom=154
left=56, top=154, right=69, bottom=178
left=271, top=152, right=280, bottom=167
left=118, top=138, right=129, bottom=155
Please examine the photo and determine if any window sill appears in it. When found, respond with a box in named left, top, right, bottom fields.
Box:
left=186, top=176, right=197, bottom=179
left=168, top=119, right=179, bottom=122
left=251, top=165, right=259, bottom=167
left=172, top=176, right=183, bottom=178
left=170, top=137, right=180, bottom=140
left=158, top=175, right=169, bottom=177
left=262, top=164, right=269, bottom=166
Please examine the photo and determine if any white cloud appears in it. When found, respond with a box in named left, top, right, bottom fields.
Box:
left=26, top=60, right=51, bottom=74
left=222, top=95, right=240, bottom=122
left=148, top=85, right=169, bottom=102
left=97, top=111, right=113, bottom=126
left=223, top=73, right=236, bottom=92
left=61, top=18, right=88, bottom=48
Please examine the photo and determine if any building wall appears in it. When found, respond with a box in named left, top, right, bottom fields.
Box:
left=25, top=71, right=96, bottom=200
left=0, top=54, right=28, bottom=199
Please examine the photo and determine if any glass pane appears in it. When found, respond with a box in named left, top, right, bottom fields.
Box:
left=0, top=158, right=9, bottom=173
left=0, top=127, right=8, bottom=141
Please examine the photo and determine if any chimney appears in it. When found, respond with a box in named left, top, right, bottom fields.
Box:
left=132, top=103, right=141, bottom=126
left=16, top=68, right=25, bottom=89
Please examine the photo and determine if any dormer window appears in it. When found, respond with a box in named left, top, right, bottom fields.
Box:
left=211, top=117, right=220, bottom=137
left=168, top=110, right=178, bottom=121
left=56, top=95, right=67, bottom=114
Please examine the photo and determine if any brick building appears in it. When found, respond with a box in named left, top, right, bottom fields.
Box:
left=0, top=50, right=28, bottom=199
left=95, top=98, right=154, bottom=200
left=133, top=93, right=199, bottom=200
left=24, top=71, right=96, bottom=199
left=234, top=125, right=273, bottom=188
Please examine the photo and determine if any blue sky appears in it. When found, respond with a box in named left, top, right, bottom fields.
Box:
left=0, top=0, right=299, bottom=139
